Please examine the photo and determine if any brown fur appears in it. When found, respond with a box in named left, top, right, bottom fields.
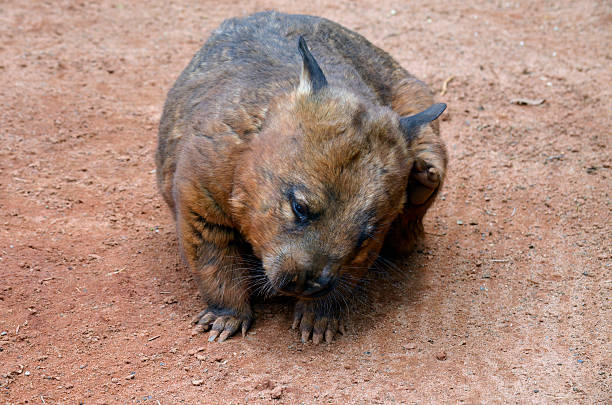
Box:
left=156, top=11, right=447, bottom=343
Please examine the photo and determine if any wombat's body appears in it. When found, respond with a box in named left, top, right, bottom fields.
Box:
left=156, top=11, right=447, bottom=343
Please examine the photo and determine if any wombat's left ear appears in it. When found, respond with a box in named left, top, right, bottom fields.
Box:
left=297, top=36, right=328, bottom=94
left=399, top=103, right=447, bottom=141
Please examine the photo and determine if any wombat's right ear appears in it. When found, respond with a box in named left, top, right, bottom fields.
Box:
left=399, top=103, right=447, bottom=141
left=297, top=36, right=328, bottom=95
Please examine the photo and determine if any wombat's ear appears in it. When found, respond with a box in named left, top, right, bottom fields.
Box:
left=399, top=103, right=447, bottom=141
left=297, top=36, right=328, bottom=94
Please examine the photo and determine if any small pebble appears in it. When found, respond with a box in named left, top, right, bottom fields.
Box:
left=0, top=331, right=7, bottom=336
left=534, top=389, right=539, bottom=393
left=24, top=371, right=30, bottom=376
left=457, top=220, right=463, bottom=225
left=270, top=385, right=284, bottom=399
left=125, top=373, right=135, bottom=380
left=192, top=379, right=204, bottom=386
left=164, top=296, right=178, bottom=304
left=435, top=351, right=447, bottom=361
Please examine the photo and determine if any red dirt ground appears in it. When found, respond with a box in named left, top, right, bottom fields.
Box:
left=1, top=0, right=610, bottom=403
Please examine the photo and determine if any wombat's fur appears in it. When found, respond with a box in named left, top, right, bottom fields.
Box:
left=156, top=11, right=447, bottom=343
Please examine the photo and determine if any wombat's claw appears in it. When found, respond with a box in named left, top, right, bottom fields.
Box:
left=408, top=159, right=441, bottom=205
left=292, top=301, right=344, bottom=344
left=191, top=309, right=252, bottom=342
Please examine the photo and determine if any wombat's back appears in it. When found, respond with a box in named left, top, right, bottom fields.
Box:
left=175, top=11, right=409, bottom=107
left=156, top=11, right=433, bottom=209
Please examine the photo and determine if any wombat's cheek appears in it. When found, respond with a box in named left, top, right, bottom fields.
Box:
left=353, top=238, right=385, bottom=265
left=352, top=247, right=373, bottom=265
left=260, top=250, right=292, bottom=288
left=260, top=254, right=277, bottom=280
left=341, top=245, right=382, bottom=282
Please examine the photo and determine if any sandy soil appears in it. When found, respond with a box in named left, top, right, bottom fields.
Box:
left=1, top=0, right=610, bottom=403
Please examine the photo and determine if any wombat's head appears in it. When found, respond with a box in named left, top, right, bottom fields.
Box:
left=231, top=37, right=444, bottom=299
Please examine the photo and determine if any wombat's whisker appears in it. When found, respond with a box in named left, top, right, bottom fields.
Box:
left=372, top=255, right=405, bottom=277
left=340, top=272, right=375, bottom=286
left=334, top=278, right=360, bottom=314
left=225, top=255, right=262, bottom=266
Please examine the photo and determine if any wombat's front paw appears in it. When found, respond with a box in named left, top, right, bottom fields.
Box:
left=292, top=300, right=345, bottom=344
left=407, top=158, right=442, bottom=205
left=191, top=306, right=253, bottom=342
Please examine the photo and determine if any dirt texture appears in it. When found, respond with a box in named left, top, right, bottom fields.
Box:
left=1, top=0, right=610, bottom=403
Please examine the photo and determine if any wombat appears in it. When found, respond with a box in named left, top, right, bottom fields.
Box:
left=156, top=11, right=447, bottom=343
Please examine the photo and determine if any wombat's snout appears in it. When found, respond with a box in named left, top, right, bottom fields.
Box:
left=278, top=264, right=339, bottom=298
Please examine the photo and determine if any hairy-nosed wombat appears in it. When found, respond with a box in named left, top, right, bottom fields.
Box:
left=156, top=11, right=447, bottom=344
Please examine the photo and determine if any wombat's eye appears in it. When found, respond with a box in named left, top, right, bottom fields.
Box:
left=291, top=198, right=309, bottom=223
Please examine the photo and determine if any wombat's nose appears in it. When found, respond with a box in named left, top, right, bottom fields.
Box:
left=302, top=275, right=336, bottom=298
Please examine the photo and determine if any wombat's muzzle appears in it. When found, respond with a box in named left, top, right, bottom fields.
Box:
left=278, top=273, right=338, bottom=299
